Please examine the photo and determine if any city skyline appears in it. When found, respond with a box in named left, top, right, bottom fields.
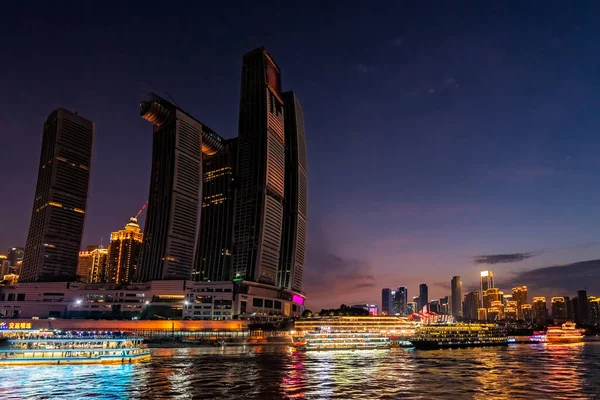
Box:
left=3, top=3, right=600, bottom=310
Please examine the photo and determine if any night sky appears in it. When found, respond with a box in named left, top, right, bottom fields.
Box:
left=2, top=2, right=600, bottom=310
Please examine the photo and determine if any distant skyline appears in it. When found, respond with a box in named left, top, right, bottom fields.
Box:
left=2, top=2, right=600, bottom=309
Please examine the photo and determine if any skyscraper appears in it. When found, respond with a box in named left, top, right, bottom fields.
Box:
left=193, top=139, right=237, bottom=282
left=107, top=217, right=143, bottom=284
left=480, top=271, right=494, bottom=306
left=381, top=288, right=395, bottom=315
left=278, top=91, right=308, bottom=292
left=551, top=296, right=567, bottom=321
left=573, top=290, right=589, bottom=326
left=533, top=297, right=548, bottom=326
left=419, top=284, right=428, bottom=311
left=137, top=93, right=224, bottom=281
left=21, top=108, right=94, bottom=282
left=233, top=47, right=286, bottom=286
left=511, top=286, right=528, bottom=318
left=464, top=290, right=480, bottom=320
left=394, top=286, right=408, bottom=316
left=451, top=276, right=463, bottom=317
left=77, top=246, right=108, bottom=283
left=7, top=248, right=24, bottom=268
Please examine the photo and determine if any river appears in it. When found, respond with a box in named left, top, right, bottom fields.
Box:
left=1, top=343, right=599, bottom=399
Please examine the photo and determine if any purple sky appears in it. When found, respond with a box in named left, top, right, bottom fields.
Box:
left=1, top=2, right=600, bottom=310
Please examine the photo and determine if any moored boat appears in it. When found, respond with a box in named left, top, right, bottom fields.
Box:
left=0, top=329, right=150, bottom=365
left=294, top=328, right=390, bottom=351
left=546, top=322, right=584, bottom=344
left=410, top=323, right=507, bottom=350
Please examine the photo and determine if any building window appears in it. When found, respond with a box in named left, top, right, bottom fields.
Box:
left=264, top=299, right=274, bottom=308
left=8, top=294, right=15, bottom=301
left=16, top=294, right=25, bottom=301
left=274, top=301, right=282, bottom=309
left=253, top=298, right=263, bottom=307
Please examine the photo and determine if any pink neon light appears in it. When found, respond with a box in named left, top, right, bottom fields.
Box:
left=292, top=294, right=304, bottom=305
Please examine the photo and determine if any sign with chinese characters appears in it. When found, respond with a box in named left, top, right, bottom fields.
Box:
left=0, top=322, right=32, bottom=330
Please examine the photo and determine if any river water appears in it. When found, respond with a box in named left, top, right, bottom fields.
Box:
left=1, top=343, right=599, bottom=399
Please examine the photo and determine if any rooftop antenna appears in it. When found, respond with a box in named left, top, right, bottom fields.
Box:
left=164, top=91, right=183, bottom=111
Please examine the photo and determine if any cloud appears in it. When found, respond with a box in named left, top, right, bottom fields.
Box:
left=503, top=259, right=600, bottom=294
left=473, top=252, right=538, bottom=265
left=353, top=64, right=376, bottom=74
left=432, top=281, right=451, bottom=291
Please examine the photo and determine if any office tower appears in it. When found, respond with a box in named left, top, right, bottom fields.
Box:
left=482, top=288, right=500, bottom=309
left=565, top=296, right=574, bottom=320
left=137, top=93, right=223, bottom=281
left=480, top=271, right=494, bottom=305
left=381, top=288, right=394, bottom=315
left=21, top=108, right=94, bottom=282
left=504, top=306, right=517, bottom=322
left=533, top=297, right=547, bottom=326
left=551, top=297, right=567, bottom=321
left=451, top=276, right=463, bottom=317
left=478, top=308, right=488, bottom=321
left=394, top=286, right=408, bottom=316
left=440, top=296, right=450, bottom=315
left=521, top=304, right=533, bottom=323
left=575, top=290, right=589, bottom=326
left=407, top=301, right=417, bottom=314
left=413, top=296, right=420, bottom=311
left=78, top=247, right=108, bottom=283
left=511, top=286, right=528, bottom=318
left=278, top=91, right=308, bottom=292
left=7, top=248, right=24, bottom=268
left=193, top=139, right=237, bottom=282
left=589, top=297, right=600, bottom=329
left=233, top=47, right=286, bottom=286
left=429, top=300, right=440, bottom=313
left=419, top=284, right=428, bottom=311
left=106, top=217, right=143, bottom=284
left=464, top=290, right=480, bottom=320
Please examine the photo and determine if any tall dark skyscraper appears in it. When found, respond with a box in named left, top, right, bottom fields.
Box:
left=21, top=108, right=94, bottom=282
left=193, top=139, right=237, bottom=282
left=278, top=91, right=307, bottom=292
left=381, top=288, right=394, bottom=315
left=233, top=47, right=286, bottom=285
left=451, top=276, right=463, bottom=317
left=394, top=286, right=408, bottom=316
left=137, top=93, right=224, bottom=281
left=419, top=284, right=428, bottom=311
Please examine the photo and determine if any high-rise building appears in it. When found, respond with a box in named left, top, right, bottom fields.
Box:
left=574, top=290, right=589, bottom=326
left=419, top=284, right=428, bottom=311
left=193, top=139, right=237, bottom=282
left=394, top=286, right=408, bottom=316
left=565, top=296, right=574, bottom=320
left=0, top=255, right=10, bottom=277
left=533, top=297, right=547, bottom=326
left=551, top=296, right=567, bottom=321
left=483, top=288, right=500, bottom=309
left=21, top=108, right=94, bottom=282
left=106, top=217, right=143, bottom=284
left=589, top=297, right=600, bottom=329
left=451, top=276, right=462, bottom=317
left=478, top=308, right=488, bottom=321
left=480, top=270, right=494, bottom=305
left=412, top=296, right=420, bottom=312
left=381, top=288, right=395, bottom=315
left=521, top=303, right=533, bottom=323
left=278, top=91, right=308, bottom=292
left=232, top=47, right=286, bottom=286
left=7, top=248, right=24, bottom=268
left=137, top=93, right=224, bottom=282
left=464, top=290, right=480, bottom=320
left=511, top=286, right=528, bottom=318
left=440, top=296, right=450, bottom=315
left=407, top=301, right=417, bottom=314
left=78, top=247, right=108, bottom=283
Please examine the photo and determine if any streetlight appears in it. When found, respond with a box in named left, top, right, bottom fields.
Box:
left=75, top=299, right=82, bottom=305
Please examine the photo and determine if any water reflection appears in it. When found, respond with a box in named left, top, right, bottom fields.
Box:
left=0, top=344, right=599, bottom=399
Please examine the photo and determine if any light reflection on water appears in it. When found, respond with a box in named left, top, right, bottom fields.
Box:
left=0, top=343, right=599, bottom=399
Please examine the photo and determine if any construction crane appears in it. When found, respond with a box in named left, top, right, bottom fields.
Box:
left=135, top=200, right=148, bottom=219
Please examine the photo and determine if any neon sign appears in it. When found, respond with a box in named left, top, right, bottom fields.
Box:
left=0, top=322, right=32, bottom=330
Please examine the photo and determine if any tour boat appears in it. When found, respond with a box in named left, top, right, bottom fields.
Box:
left=0, top=329, right=150, bottom=365
left=410, top=323, right=507, bottom=350
left=546, top=322, right=584, bottom=344
left=294, top=328, right=390, bottom=351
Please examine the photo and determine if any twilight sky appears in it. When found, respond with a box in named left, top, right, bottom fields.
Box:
left=2, top=2, right=600, bottom=310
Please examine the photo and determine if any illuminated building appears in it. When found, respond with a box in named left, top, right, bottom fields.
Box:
left=137, top=93, right=224, bottom=281
left=440, top=296, right=450, bottom=315
left=464, top=290, right=480, bottom=321
left=483, top=288, right=500, bottom=309
left=413, top=296, right=420, bottom=311
left=0, top=255, right=10, bottom=277
left=477, top=308, right=488, bottom=321
left=451, top=276, right=462, bottom=317
left=488, top=300, right=504, bottom=321
left=232, top=47, right=286, bottom=286
left=381, top=288, right=395, bottom=315
left=533, top=297, right=547, bottom=326
left=419, top=284, right=428, bottom=311
left=394, top=286, right=408, bottom=316
left=504, top=307, right=517, bottom=322
left=511, top=286, right=528, bottom=318
left=429, top=299, right=440, bottom=313
left=521, top=304, right=533, bottom=323
left=78, top=247, right=108, bottom=283
left=193, top=139, right=237, bottom=282
left=22, top=108, right=94, bottom=282
left=480, top=270, right=494, bottom=305
left=7, top=248, right=24, bottom=270
left=573, top=290, right=589, bottom=326
left=351, top=304, right=379, bottom=316
left=107, top=218, right=143, bottom=284
left=278, top=91, right=308, bottom=292
left=589, top=297, right=600, bottom=329
left=551, top=296, right=567, bottom=321
left=407, top=301, right=417, bottom=314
